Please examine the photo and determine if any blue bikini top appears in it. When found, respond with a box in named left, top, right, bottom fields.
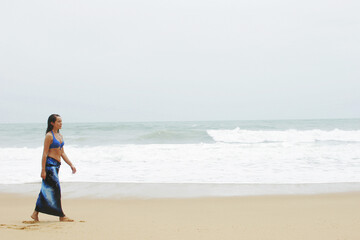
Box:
left=49, top=130, right=64, bottom=149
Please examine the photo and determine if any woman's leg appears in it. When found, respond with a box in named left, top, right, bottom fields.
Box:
left=31, top=210, right=39, bottom=221
left=34, top=165, right=65, bottom=218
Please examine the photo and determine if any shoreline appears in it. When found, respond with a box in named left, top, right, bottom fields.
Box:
left=1, top=182, right=360, bottom=199
left=1, top=192, right=360, bottom=239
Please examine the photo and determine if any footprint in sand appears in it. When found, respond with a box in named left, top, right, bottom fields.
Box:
left=0, top=223, right=39, bottom=231
left=0, top=220, right=85, bottom=231
left=22, top=221, right=38, bottom=224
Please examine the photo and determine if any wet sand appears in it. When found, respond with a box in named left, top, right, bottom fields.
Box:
left=1, top=192, right=360, bottom=240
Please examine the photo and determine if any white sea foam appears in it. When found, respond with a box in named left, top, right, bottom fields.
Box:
left=1, top=142, right=360, bottom=184
left=207, top=128, right=360, bottom=143
left=1, top=120, right=359, bottom=186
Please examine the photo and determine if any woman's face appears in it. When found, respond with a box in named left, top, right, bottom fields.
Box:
left=51, top=117, right=62, bottom=130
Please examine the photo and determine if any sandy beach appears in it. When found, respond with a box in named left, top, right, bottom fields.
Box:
left=1, top=192, right=360, bottom=240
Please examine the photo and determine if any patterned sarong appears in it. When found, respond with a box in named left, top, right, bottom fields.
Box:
left=35, top=157, right=65, bottom=217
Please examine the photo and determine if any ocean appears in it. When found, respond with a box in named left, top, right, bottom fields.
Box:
left=1, top=119, right=360, bottom=188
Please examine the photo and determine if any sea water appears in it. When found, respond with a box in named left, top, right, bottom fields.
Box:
left=0, top=119, right=360, bottom=186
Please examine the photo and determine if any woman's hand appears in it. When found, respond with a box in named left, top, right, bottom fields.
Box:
left=41, top=170, right=46, bottom=180
left=71, top=165, right=77, bottom=174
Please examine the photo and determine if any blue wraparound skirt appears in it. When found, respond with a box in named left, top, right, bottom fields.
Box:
left=35, top=157, right=65, bottom=217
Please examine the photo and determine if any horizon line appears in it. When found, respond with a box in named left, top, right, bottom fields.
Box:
left=1, top=117, right=360, bottom=124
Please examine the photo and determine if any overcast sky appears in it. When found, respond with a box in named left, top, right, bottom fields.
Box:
left=1, top=0, right=359, bottom=123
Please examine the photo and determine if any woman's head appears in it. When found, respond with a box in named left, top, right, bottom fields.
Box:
left=46, top=114, right=62, bottom=134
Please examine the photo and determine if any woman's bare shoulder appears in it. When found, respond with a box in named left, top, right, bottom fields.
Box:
left=45, top=132, right=53, bottom=140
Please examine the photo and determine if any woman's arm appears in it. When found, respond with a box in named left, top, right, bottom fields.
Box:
left=41, top=134, right=52, bottom=180
left=61, top=148, right=76, bottom=174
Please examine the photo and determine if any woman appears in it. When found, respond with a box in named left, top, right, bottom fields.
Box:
left=31, top=114, right=76, bottom=222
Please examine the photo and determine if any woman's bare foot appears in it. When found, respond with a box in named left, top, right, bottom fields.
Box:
left=60, top=216, right=74, bottom=222
left=31, top=211, right=39, bottom=222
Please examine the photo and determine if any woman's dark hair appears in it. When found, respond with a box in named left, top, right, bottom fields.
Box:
left=46, top=114, right=61, bottom=134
